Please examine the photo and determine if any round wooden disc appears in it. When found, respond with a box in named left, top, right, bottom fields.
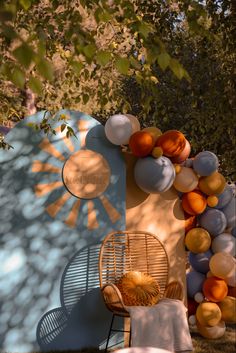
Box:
left=62, top=150, right=111, bottom=199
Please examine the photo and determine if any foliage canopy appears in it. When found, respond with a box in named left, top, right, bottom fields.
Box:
left=0, top=0, right=235, bottom=179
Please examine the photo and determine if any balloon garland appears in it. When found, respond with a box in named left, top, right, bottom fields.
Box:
left=105, top=113, right=236, bottom=339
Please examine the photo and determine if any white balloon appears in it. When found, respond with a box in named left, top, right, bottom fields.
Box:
left=194, top=292, right=204, bottom=303
left=212, top=233, right=236, bottom=256
left=105, top=114, right=132, bottom=145
left=125, top=114, right=140, bottom=134
left=189, top=315, right=196, bottom=326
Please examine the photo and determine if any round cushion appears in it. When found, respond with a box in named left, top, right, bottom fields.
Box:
left=116, top=271, right=160, bottom=306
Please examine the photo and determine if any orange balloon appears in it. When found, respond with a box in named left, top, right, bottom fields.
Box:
left=182, top=190, right=207, bottom=216
left=171, top=139, right=191, bottom=163
left=199, top=172, right=226, bottom=196
left=203, top=277, right=228, bottom=302
left=129, top=131, right=154, bottom=157
left=156, top=130, right=186, bottom=157
left=184, top=212, right=197, bottom=233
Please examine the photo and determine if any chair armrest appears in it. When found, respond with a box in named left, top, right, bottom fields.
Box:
left=101, top=283, right=128, bottom=314
left=164, top=280, right=184, bottom=301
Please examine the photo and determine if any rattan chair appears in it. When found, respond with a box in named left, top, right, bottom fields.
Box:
left=99, top=230, right=184, bottom=351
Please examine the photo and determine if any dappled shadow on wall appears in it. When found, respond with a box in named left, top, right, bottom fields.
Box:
left=0, top=111, right=125, bottom=352
left=36, top=244, right=123, bottom=351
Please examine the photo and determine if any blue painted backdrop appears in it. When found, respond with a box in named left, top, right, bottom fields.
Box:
left=0, top=111, right=126, bottom=351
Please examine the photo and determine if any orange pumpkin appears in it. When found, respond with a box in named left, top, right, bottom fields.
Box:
left=129, top=131, right=154, bottom=157
left=182, top=190, right=207, bottom=215
left=203, top=277, right=228, bottom=302
left=156, top=130, right=186, bottom=157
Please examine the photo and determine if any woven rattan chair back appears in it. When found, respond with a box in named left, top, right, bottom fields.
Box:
left=99, top=230, right=169, bottom=299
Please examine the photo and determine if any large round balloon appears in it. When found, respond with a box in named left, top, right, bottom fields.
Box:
left=215, top=184, right=234, bottom=209
left=209, top=252, right=235, bottom=279
left=203, top=277, right=228, bottom=302
left=134, top=156, right=175, bottom=193
left=193, top=151, right=219, bottom=176
left=186, top=271, right=206, bottom=298
left=218, top=296, right=236, bottom=323
left=198, top=209, right=227, bottom=237
left=129, top=131, right=154, bottom=157
left=182, top=190, right=207, bottom=215
left=222, top=197, right=236, bottom=229
left=189, top=250, right=212, bottom=274
left=212, top=233, right=236, bottom=256
left=198, top=172, right=226, bottom=196
left=105, top=114, right=132, bottom=145
left=155, top=130, right=186, bottom=157
left=125, top=114, right=140, bottom=134
left=185, top=228, right=211, bottom=253
left=142, top=126, right=162, bottom=143
left=196, top=320, right=226, bottom=339
left=173, top=167, right=199, bottom=193
left=196, top=302, right=221, bottom=327
left=171, top=139, right=191, bottom=164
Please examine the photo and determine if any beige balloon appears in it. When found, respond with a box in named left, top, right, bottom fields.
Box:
left=174, top=167, right=199, bottom=193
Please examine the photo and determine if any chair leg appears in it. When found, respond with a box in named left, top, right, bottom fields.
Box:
left=128, top=327, right=132, bottom=347
left=105, top=314, right=115, bottom=353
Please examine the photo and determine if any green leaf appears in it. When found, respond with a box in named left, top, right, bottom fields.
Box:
left=61, top=124, right=67, bottom=132
left=13, top=43, right=34, bottom=69
left=157, top=52, right=170, bottom=71
left=138, top=21, right=153, bottom=39
left=96, top=51, right=112, bottom=66
left=82, top=93, right=89, bottom=104
left=28, top=76, right=43, bottom=95
left=70, top=61, right=84, bottom=75
left=10, top=67, right=25, bottom=88
left=2, top=25, right=18, bottom=39
left=130, top=56, right=142, bottom=70
left=115, top=57, right=130, bottom=75
left=36, top=59, right=54, bottom=81
left=83, top=44, right=97, bottom=59
left=19, top=0, right=32, bottom=10
left=169, top=59, right=185, bottom=79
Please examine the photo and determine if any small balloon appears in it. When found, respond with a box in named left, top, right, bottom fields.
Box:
left=134, top=156, right=176, bottom=193
left=105, top=114, right=132, bottom=145
left=189, top=250, right=213, bottom=274
left=198, top=209, right=227, bottom=237
left=196, top=320, right=226, bottom=339
left=142, top=126, right=162, bottom=143
left=199, top=172, right=226, bottom=196
left=218, top=296, right=236, bottom=323
left=196, top=302, right=222, bottom=327
left=222, top=197, right=236, bottom=229
left=207, top=195, right=219, bottom=208
left=193, top=151, right=219, bottom=176
left=188, top=315, right=196, bottom=326
left=125, top=114, right=140, bottom=134
left=173, top=167, right=199, bottom=193
left=209, top=252, right=235, bottom=279
left=211, top=233, right=236, bottom=256
left=129, top=131, right=154, bottom=157
left=194, top=292, right=204, bottom=303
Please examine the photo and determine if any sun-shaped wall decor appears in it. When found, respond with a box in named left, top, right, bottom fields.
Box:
left=30, top=112, right=124, bottom=230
